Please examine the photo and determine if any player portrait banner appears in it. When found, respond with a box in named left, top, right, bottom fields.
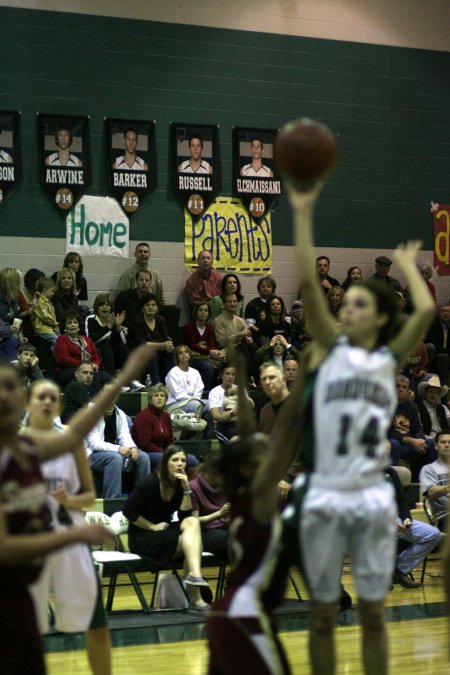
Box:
left=433, top=202, right=450, bottom=276
left=0, top=110, right=22, bottom=208
left=171, top=122, right=221, bottom=218
left=66, top=195, right=129, bottom=258
left=106, top=118, right=156, bottom=215
left=233, top=126, right=281, bottom=219
left=184, top=196, right=271, bottom=275
left=37, top=113, right=91, bottom=213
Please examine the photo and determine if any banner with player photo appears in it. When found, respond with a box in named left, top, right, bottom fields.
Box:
left=0, top=110, right=22, bottom=208
left=233, top=127, right=281, bottom=219
left=37, top=113, right=91, bottom=213
left=433, top=201, right=450, bottom=275
left=171, top=122, right=221, bottom=218
left=106, top=118, right=156, bottom=215
left=184, top=196, right=272, bottom=274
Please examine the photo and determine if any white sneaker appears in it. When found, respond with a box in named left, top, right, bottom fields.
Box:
left=131, top=380, right=146, bottom=391
left=120, top=385, right=130, bottom=393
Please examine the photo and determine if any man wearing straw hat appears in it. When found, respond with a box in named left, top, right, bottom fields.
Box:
left=416, top=375, right=450, bottom=440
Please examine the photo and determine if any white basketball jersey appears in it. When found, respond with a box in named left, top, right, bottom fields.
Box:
left=114, top=155, right=146, bottom=170
left=178, top=159, right=211, bottom=174
left=40, top=452, right=84, bottom=526
left=312, top=336, right=397, bottom=487
left=240, top=163, right=273, bottom=177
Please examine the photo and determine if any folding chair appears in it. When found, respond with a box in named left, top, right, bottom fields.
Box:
left=420, top=496, right=441, bottom=583
left=85, top=510, right=153, bottom=613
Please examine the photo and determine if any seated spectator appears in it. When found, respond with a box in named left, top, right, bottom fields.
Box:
left=244, top=275, right=277, bottom=333
left=257, top=294, right=291, bottom=346
left=85, top=383, right=150, bottom=498
left=209, top=274, right=244, bottom=321
left=0, top=316, right=20, bottom=360
left=54, top=312, right=111, bottom=389
left=61, top=360, right=99, bottom=422
left=341, top=266, right=363, bottom=292
left=386, top=466, right=443, bottom=588
left=117, top=242, right=180, bottom=338
left=131, top=384, right=199, bottom=469
left=256, top=335, right=299, bottom=372
left=298, top=255, right=339, bottom=298
left=425, top=304, right=450, bottom=392
left=32, top=277, right=60, bottom=349
left=185, top=249, right=222, bottom=308
left=327, top=285, right=344, bottom=319
left=165, top=345, right=206, bottom=414
left=115, top=269, right=154, bottom=332
left=12, top=342, right=44, bottom=387
left=406, top=340, right=430, bottom=393
left=52, top=267, right=81, bottom=332
left=0, top=267, right=21, bottom=327
left=404, top=261, right=437, bottom=310
left=122, top=446, right=211, bottom=609
left=213, top=292, right=256, bottom=377
left=284, top=357, right=299, bottom=391
left=369, top=255, right=403, bottom=292
left=128, top=293, right=174, bottom=384
left=17, top=268, right=44, bottom=341
left=53, top=251, right=88, bottom=302
left=416, top=376, right=450, bottom=439
left=182, top=302, right=225, bottom=391
left=418, top=261, right=437, bottom=303
left=208, top=364, right=238, bottom=441
left=420, top=430, right=450, bottom=531
left=388, top=374, right=436, bottom=481
left=258, top=362, right=290, bottom=435
left=85, top=293, right=131, bottom=378
left=190, top=452, right=230, bottom=558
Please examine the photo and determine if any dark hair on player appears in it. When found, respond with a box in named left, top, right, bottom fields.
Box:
left=123, top=128, right=138, bottom=139
left=189, top=132, right=203, bottom=147
left=250, top=137, right=263, bottom=148
left=435, top=430, right=450, bottom=443
left=55, top=127, right=73, bottom=145
left=360, top=280, right=402, bottom=346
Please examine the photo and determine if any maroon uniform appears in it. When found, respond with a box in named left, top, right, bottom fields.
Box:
left=0, top=440, right=51, bottom=675
left=207, top=492, right=290, bottom=675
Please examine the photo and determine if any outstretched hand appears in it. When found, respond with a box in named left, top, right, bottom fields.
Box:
left=117, top=345, right=154, bottom=386
left=393, top=240, right=422, bottom=269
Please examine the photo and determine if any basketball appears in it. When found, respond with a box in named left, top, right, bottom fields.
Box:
left=274, top=118, right=338, bottom=190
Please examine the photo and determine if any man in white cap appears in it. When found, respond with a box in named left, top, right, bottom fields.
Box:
left=416, top=375, right=450, bottom=440
left=370, top=255, right=403, bottom=292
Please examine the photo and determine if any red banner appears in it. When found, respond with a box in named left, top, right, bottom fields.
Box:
left=433, top=203, right=450, bottom=276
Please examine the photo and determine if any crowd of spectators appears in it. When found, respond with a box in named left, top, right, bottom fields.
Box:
left=1, top=244, right=449, bottom=509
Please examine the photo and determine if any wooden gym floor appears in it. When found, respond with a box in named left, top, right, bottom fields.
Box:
left=45, top=557, right=450, bottom=674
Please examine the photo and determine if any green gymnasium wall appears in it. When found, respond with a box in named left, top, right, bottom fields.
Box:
left=0, top=6, right=448, bottom=248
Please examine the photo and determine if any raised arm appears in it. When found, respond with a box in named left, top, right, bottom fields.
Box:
left=288, top=184, right=339, bottom=350
left=389, top=241, right=435, bottom=370
left=24, top=345, right=154, bottom=461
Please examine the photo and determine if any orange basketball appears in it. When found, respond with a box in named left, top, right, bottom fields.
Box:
left=274, top=118, right=338, bottom=190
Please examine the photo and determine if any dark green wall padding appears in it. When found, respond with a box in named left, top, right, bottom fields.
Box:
left=0, top=7, right=448, bottom=248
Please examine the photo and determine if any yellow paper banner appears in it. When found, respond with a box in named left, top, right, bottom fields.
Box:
left=184, top=197, right=272, bottom=274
